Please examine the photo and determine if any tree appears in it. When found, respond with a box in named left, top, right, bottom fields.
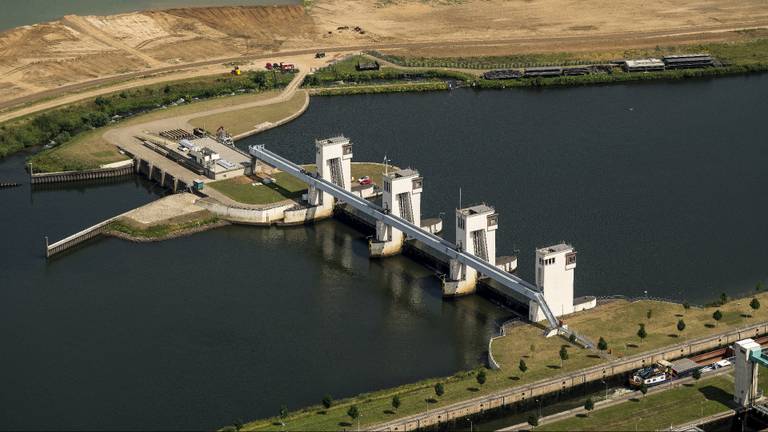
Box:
left=322, top=394, right=333, bottom=410
left=677, top=319, right=686, bottom=333
left=640, top=384, right=648, bottom=398
left=530, top=343, right=536, bottom=359
left=347, top=405, right=359, bottom=424
left=584, top=397, right=595, bottom=416
left=528, top=414, right=539, bottom=427
left=751, top=298, right=761, bottom=311
left=647, top=309, right=653, bottom=320
left=569, top=333, right=577, bottom=344
left=392, top=395, right=401, bottom=411
left=692, top=368, right=702, bottom=381
left=434, top=382, right=445, bottom=398
left=637, top=324, right=647, bottom=343
left=559, top=345, right=569, bottom=367
left=476, top=369, right=487, bottom=386
left=713, top=309, right=723, bottom=323
left=757, top=281, right=764, bottom=292
left=720, top=292, right=728, bottom=305
left=683, top=301, right=691, bottom=310
left=519, top=359, right=528, bottom=373
left=597, top=337, right=608, bottom=351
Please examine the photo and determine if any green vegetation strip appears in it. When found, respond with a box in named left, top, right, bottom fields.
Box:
left=106, top=215, right=220, bottom=240
left=3, top=70, right=292, bottom=168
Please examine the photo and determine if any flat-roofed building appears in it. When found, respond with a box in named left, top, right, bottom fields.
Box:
left=623, top=58, right=665, bottom=72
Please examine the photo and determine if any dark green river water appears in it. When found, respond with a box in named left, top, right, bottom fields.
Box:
left=1, top=74, right=766, bottom=429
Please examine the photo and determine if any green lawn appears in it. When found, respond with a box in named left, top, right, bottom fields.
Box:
left=208, top=172, right=308, bottom=205
left=540, top=374, right=735, bottom=431
left=561, top=293, right=768, bottom=358
left=208, top=163, right=393, bottom=206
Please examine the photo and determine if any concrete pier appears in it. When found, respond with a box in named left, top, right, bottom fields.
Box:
left=30, top=163, right=134, bottom=185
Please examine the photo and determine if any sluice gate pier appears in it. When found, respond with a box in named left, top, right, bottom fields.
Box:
left=249, top=143, right=563, bottom=333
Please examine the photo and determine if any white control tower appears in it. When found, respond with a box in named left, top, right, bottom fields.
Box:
left=308, top=136, right=353, bottom=211
left=443, top=204, right=498, bottom=296
left=370, top=168, right=422, bottom=257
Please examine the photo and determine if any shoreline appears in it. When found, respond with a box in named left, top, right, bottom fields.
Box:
left=104, top=219, right=231, bottom=242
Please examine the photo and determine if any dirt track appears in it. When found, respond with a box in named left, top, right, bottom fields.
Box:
left=1, top=0, right=768, bottom=120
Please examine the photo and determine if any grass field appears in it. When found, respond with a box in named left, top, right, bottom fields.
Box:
left=189, top=91, right=307, bottom=136
left=29, top=90, right=281, bottom=172
left=208, top=163, right=393, bottom=206
left=208, top=172, right=307, bottom=205
left=563, top=293, right=768, bottom=358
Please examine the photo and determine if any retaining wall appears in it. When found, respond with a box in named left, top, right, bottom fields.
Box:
left=31, top=164, right=134, bottom=185
left=371, top=321, right=768, bottom=431
left=197, top=200, right=295, bottom=225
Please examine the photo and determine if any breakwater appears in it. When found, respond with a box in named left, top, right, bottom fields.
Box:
left=30, top=163, right=134, bottom=185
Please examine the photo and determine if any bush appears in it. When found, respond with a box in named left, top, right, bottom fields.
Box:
left=597, top=337, right=608, bottom=351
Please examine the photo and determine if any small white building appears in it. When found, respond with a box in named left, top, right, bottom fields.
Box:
left=623, top=58, right=665, bottom=72
left=529, top=243, right=595, bottom=322
left=370, top=168, right=422, bottom=257
left=308, top=136, right=353, bottom=210
left=443, top=204, right=498, bottom=296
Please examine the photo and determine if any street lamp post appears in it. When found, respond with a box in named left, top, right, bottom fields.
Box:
left=466, top=417, right=473, bottom=432
left=602, top=380, right=609, bottom=400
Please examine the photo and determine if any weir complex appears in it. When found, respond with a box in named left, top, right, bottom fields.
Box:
left=249, top=137, right=596, bottom=335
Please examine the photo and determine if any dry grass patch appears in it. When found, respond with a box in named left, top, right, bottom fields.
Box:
left=189, top=91, right=307, bottom=136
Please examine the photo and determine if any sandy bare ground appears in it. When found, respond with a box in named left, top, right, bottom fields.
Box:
left=1, top=0, right=768, bottom=119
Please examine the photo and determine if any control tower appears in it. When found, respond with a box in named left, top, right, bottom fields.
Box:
left=443, top=204, right=498, bottom=296
left=370, top=168, right=422, bottom=257
left=308, top=136, right=353, bottom=212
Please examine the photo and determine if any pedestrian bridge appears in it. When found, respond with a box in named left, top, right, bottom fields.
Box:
left=249, top=144, right=561, bottom=333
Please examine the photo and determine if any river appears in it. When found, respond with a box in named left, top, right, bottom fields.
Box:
left=0, top=0, right=297, bottom=32
left=0, top=75, right=766, bottom=429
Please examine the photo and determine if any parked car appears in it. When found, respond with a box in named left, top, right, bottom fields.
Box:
left=359, top=176, right=372, bottom=185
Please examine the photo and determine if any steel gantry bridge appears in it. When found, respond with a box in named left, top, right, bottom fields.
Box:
left=249, top=145, right=561, bottom=332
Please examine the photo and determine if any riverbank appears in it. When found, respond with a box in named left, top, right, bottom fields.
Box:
left=307, top=37, right=768, bottom=96
left=234, top=291, right=768, bottom=431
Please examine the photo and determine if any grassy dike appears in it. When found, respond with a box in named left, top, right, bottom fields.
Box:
left=231, top=291, right=768, bottom=431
